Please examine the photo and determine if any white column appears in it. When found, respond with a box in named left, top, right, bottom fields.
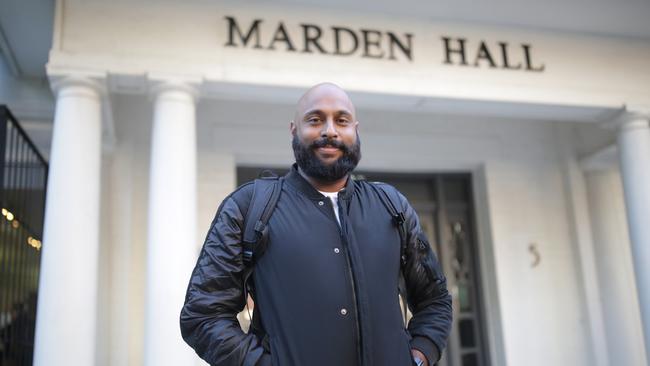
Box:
left=34, top=76, right=104, bottom=366
left=616, top=113, right=650, bottom=356
left=144, top=82, right=198, bottom=366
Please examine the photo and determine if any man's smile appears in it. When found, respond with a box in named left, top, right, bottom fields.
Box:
left=315, top=145, right=343, bottom=160
left=317, top=146, right=341, bottom=153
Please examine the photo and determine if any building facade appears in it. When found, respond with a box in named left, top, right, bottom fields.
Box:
left=1, top=0, right=650, bottom=365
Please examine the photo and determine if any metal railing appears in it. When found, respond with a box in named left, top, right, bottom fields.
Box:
left=0, top=105, right=48, bottom=366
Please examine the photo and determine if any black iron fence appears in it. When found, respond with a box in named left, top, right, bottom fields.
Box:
left=0, top=106, right=48, bottom=366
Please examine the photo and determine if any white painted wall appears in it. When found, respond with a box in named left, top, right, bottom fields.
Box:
left=97, top=95, right=148, bottom=366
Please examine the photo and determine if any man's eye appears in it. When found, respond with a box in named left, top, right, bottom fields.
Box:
left=337, top=119, right=350, bottom=124
left=307, top=117, right=321, bottom=123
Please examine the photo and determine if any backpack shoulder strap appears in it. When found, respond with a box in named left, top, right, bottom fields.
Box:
left=368, top=182, right=408, bottom=265
left=367, top=181, right=410, bottom=323
left=242, top=176, right=284, bottom=266
left=241, top=176, right=282, bottom=338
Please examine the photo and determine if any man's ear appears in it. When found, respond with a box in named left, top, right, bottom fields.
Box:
left=290, top=120, right=296, bottom=135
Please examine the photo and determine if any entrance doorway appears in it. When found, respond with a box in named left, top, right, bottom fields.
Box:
left=236, top=168, right=490, bottom=366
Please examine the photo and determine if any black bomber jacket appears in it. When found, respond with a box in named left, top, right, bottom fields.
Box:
left=180, top=165, right=452, bottom=366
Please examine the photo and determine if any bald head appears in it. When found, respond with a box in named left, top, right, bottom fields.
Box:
left=293, top=83, right=356, bottom=124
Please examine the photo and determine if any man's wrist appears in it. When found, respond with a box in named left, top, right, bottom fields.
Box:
left=411, top=348, right=429, bottom=366
left=410, top=336, right=439, bottom=365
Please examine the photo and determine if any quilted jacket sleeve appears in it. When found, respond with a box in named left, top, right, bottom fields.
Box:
left=397, top=190, right=453, bottom=365
left=180, top=188, right=269, bottom=366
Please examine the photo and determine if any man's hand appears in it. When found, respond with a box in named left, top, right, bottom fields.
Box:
left=411, top=349, right=429, bottom=366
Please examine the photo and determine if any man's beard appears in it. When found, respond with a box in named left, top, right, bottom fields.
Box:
left=292, top=134, right=361, bottom=182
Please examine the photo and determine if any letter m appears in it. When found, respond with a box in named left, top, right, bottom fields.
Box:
left=225, top=16, right=263, bottom=48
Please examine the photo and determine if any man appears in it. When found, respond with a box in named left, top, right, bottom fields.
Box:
left=180, top=83, right=452, bottom=366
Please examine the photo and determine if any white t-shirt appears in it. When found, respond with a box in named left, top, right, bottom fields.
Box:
left=318, top=190, right=341, bottom=225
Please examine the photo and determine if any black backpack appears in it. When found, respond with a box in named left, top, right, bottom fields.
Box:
left=241, top=175, right=411, bottom=322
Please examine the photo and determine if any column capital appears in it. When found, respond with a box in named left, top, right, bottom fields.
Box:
left=49, top=74, right=107, bottom=99
left=148, top=76, right=201, bottom=104
left=48, top=72, right=116, bottom=153
left=607, top=105, right=650, bottom=131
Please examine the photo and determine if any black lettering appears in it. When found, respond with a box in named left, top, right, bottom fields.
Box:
left=224, top=16, right=263, bottom=49
left=474, top=41, right=497, bottom=68
left=361, top=29, right=384, bottom=59
left=301, top=24, right=328, bottom=54
left=442, top=37, right=467, bottom=65
left=387, top=32, right=413, bottom=61
left=523, top=44, right=545, bottom=72
left=332, top=26, right=358, bottom=56
left=499, top=42, right=522, bottom=70
left=268, top=22, right=295, bottom=51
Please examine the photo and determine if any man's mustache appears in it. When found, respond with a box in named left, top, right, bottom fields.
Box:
left=310, top=138, right=349, bottom=152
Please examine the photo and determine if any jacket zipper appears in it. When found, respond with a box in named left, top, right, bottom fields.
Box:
left=334, top=198, right=363, bottom=366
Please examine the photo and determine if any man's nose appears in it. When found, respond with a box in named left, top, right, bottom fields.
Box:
left=321, top=119, right=338, bottom=139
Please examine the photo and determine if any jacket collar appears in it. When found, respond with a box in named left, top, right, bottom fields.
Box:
left=285, top=163, right=355, bottom=200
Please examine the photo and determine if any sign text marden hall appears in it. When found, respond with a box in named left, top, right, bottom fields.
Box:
left=224, top=16, right=545, bottom=72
